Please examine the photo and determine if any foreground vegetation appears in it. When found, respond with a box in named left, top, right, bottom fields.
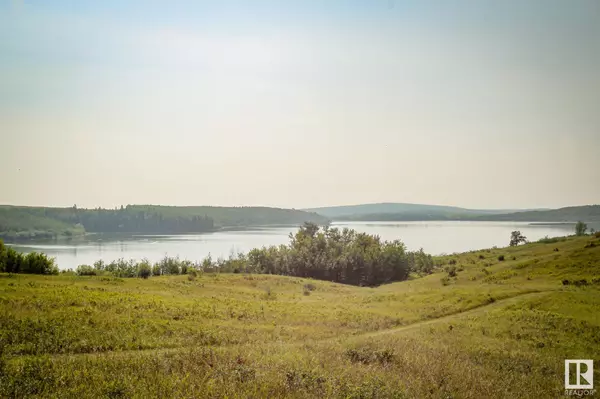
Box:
left=0, top=205, right=329, bottom=241
left=0, top=233, right=599, bottom=397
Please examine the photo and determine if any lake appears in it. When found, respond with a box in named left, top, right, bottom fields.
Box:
left=8, top=221, right=575, bottom=270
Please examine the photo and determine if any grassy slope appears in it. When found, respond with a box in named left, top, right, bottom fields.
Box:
left=1, top=236, right=599, bottom=398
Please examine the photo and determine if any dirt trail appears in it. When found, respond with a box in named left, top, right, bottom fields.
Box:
left=356, top=290, right=549, bottom=339
left=10, top=291, right=551, bottom=362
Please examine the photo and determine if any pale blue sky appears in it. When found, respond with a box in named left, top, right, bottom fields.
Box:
left=1, top=1, right=599, bottom=209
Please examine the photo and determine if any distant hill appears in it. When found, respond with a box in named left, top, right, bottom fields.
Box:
left=0, top=205, right=329, bottom=241
left=304, top=203, right=599, bottom=224
left=303, top=203, right=533, bottom=220
left=473, top=205, right=600, bottom=222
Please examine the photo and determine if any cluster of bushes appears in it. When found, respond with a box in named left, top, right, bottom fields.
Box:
left=70, top=223, right=432, bottom=287
left=537, top=236, right=566, bottom=244
left=4, top=224, right=435, bottom=287
left=0, top=240, right=58, bottom=275
left=210, top=223, right=432, bottom=286
left=75, top=256, right=200, bottom=278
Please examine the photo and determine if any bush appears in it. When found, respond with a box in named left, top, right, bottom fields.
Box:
left=0, top=241, right=58, bottom=275
left=76, top=265, right=97, bottom=276
left=157, top=255, right=182, bottom=275
left=574, top=279, right=588, bottom=287
left=345, top=348, right=395, bottom=365
left=498, top=255, right=505, bottom=261
left=448, top=259, right=457, bottom=265
left=441, top=276, right=450, bottom=286
left=447, top=266, right=457, bottom=277
left=595, top=231, right=600, bottom=239
left=575, top=221, right=587, bottom=236
left=137, top=259, right=152, bottom=279
left=478, top=255, right=485, bottom=260
left=303, top=283, right=317, bottom=292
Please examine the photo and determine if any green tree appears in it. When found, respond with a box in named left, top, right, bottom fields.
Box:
left=575, top=221, right=587, bottom=236
left=509, top=231, right=527, bottom=247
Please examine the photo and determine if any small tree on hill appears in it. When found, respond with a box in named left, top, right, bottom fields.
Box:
left=575, top=221, right=587, bottom=236
left=509, top=231, right=527, bottom=247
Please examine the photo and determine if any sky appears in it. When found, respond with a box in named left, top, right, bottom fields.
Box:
left=1, top=0, right=599, bottom=210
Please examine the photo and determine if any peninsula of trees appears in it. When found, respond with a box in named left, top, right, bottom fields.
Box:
left=0, top=205, right=329, bottom=241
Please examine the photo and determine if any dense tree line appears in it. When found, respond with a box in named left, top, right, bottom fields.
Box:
left=41, top=206, right=215, bottom=234
left=0, top=205, right=330, bottom=241
left=0, top=240, right=58, bottom=275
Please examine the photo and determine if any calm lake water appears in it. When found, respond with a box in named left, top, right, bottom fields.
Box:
left=9, top=221, right=575, bottom=270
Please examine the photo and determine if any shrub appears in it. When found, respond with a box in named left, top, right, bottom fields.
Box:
left=0, top=243, right=58, bottom=275
left=157, top=255, right=182, bottom=275
left=152, top=263, right=161, bottom=276
left=498, top=255, right=505, bottom=261
left=448, top=259, right=457, bottom=265
left=345, top=348, right=395, bottom=365
left=447, top=266, right=457, bottom=277
left=574, top=279, right=588, bottom=287
left=93, top=260, right=105, bottom=271
left=76, top=265, right=97, bottom=276
left=595, top=231, right=600, bottom=239
left=575, top=221, right=587, bottom=236
left=137, top=259, right=152, bottom=279
left=478, top=255, right=485, bottom=260
left=562, top=279, right=570, bottom=285
left=441, top=276, right=450, bottom=286
left=303, top=283, right=317, bottom=292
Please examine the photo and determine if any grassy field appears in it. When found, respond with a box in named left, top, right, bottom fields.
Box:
left=1, top=235, right=599, bottom=398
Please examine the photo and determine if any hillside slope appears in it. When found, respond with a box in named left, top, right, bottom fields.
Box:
left=474, top=204, right=600, bottom=222
left=1, top=234, right=598, bottom=398
left=305, top=203, right=598, bottom=224
left=304, top=202, right=535, bottom=220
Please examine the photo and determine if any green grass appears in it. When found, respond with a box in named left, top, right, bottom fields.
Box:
left=1, top=235, right=599, bottom=398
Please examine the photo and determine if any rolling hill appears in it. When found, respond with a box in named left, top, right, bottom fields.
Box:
left=1, top=234, right=599, bottom=398
left=304, top=203, right=599, bottom=223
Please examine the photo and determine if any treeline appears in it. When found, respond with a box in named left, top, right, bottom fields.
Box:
left=332, top=205, right=600, bottom=223
left=47, top=206, right=215, bottom=233
left=0, top=240, right=58, bottom=275
left=66, top=223, right=432, bottom=286
left=0, top=205, right=330, bottom=241
left=2, top=224, right=433, bottom=286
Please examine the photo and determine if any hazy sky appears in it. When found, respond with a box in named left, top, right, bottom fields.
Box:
left=1, top=1, right=599, bottom=209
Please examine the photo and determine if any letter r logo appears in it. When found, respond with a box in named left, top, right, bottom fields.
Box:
left=565, top=360, right=594, bottom=389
